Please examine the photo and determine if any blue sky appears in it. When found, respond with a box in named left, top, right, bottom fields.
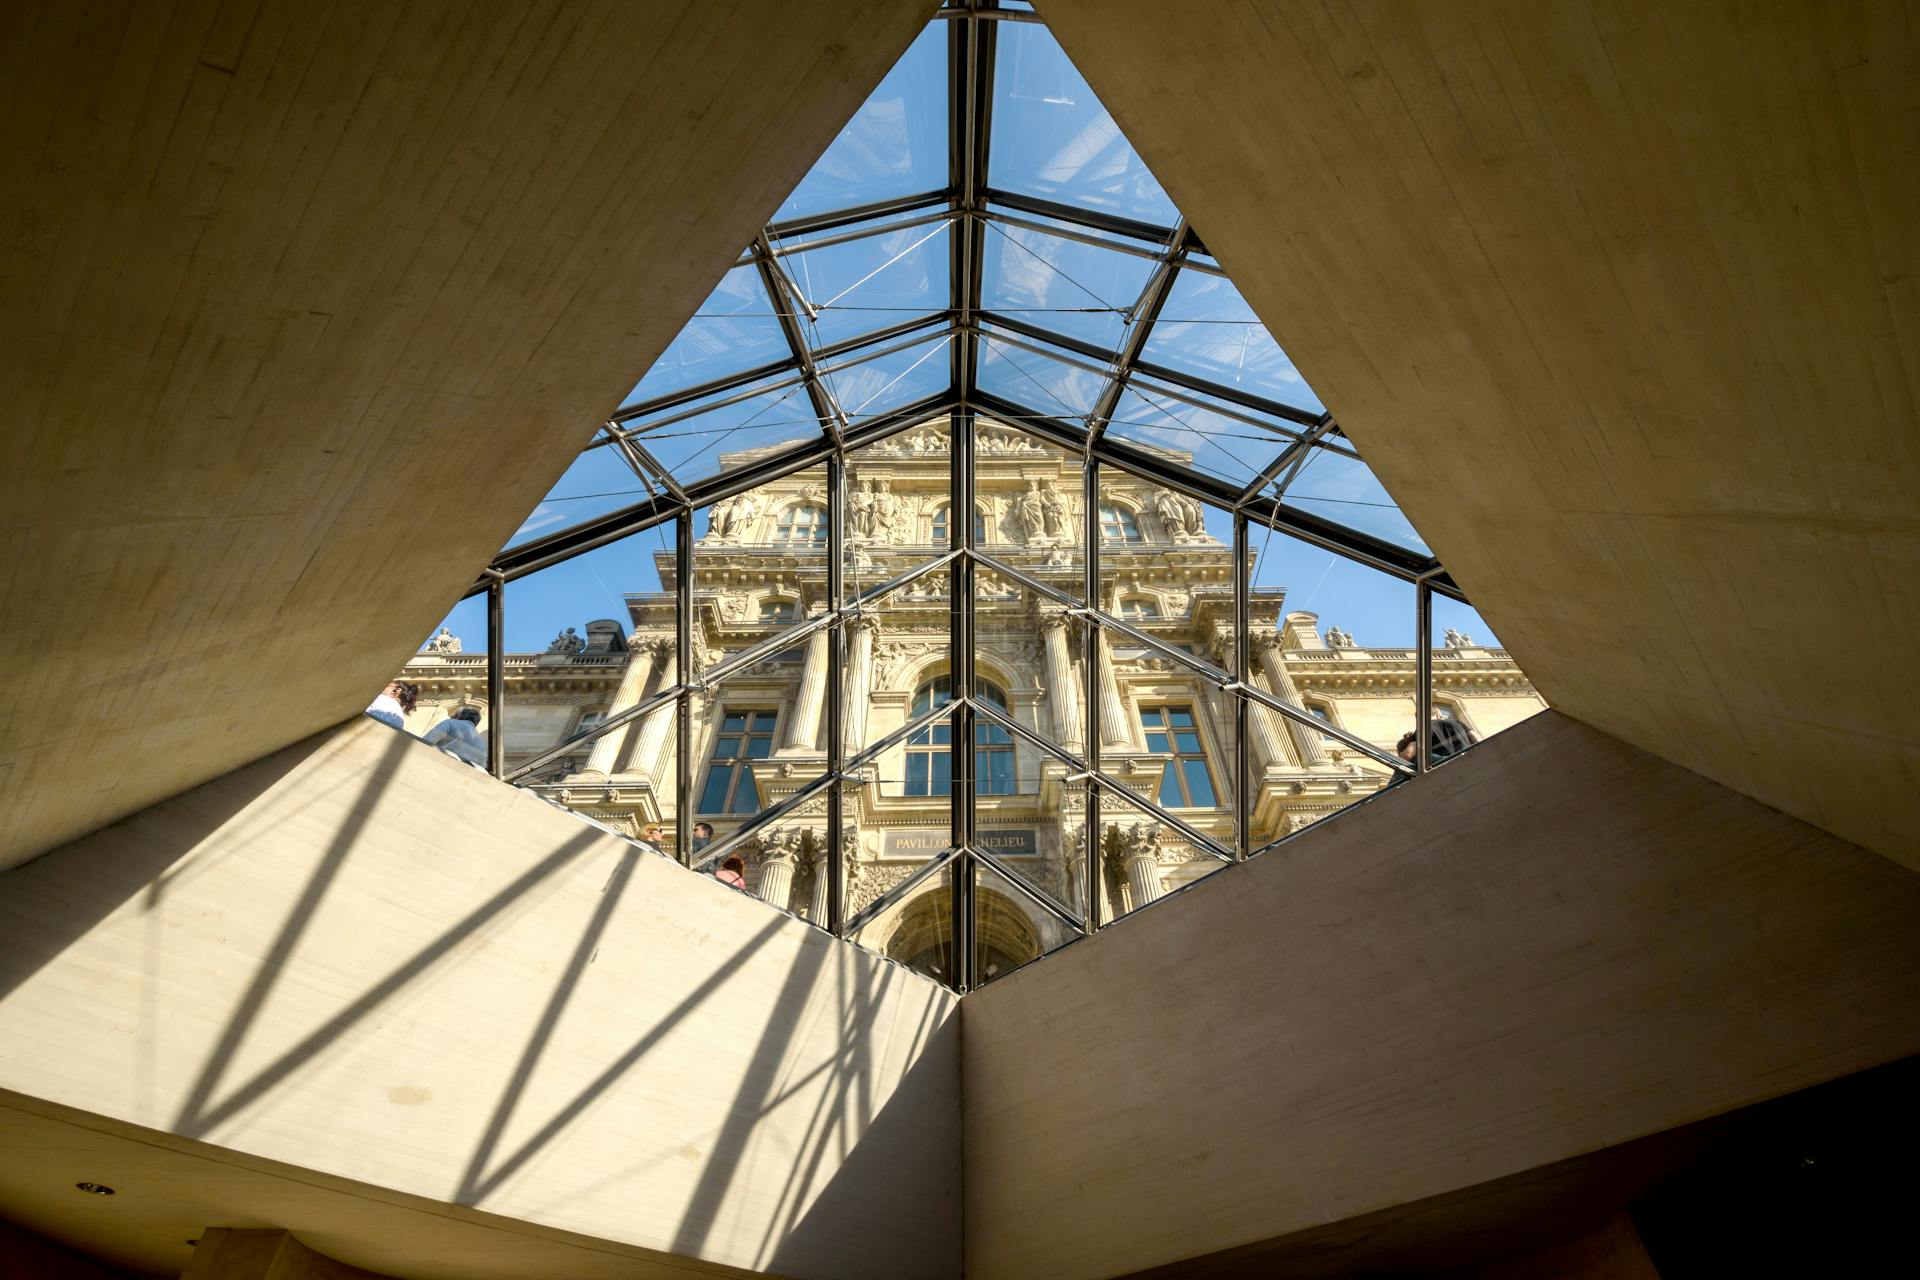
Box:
left=415, top=13, right=1506, bottom=662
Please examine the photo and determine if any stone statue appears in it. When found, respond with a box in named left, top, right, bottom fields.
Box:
left=1013, top=480, right=1049, bottom=544
left=1153, top=488, right=1205, bottom=539
left=851, top=478, right=877, bottom=539
left=546, top=626, right=586, bottom=656
left=1443, top=627, right=1474, bottom=649
left=707, top=496, right=737, bottom=541
left=425, top=627, right=461, bottom=655
left=1038, top=480, right=1070, bottom=540
left=873, top=479, right=902, bottom=540
left=1324, top=626, right=1352, bottom=649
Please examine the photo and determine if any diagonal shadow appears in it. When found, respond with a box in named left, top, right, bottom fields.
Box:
left=175, top=824, right=604, bottom=1139
left=461, top=912, right=793, bottom=1205
left=453, top=843, right=642, bottom=1203
left=668, top=933, right=831, bottom=1260
left=171, top=728, right=414, bottom=1133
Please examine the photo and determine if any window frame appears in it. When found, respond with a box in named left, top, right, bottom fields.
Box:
left=698, top=708, right=779, bottom=814
left=1140, top=702, right=1218, bottom=809
left=904, top=674, right=1019, bottom=797
left=775, top=503, right=829, bottom=545
left=1099, top=503, right=1144, bottom=544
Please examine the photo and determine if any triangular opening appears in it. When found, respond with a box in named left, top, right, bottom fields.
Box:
left=379, top=3, right=1547, bottom=992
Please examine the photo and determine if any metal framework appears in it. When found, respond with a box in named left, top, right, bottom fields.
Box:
left=449, top=0, right=1478, bottom=993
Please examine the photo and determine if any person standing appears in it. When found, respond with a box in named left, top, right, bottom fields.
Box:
left=715, top=855, right=748, bottom=892
left=422, top=706, right=487, bottom=767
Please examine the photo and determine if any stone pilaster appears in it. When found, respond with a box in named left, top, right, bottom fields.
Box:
left=1254, top=632, right=1328, bottom=767
left=581, top=638, right=659, bottom=776
left=784, top=612, right=830, bottom=751
left=1040, top=609, right=1085, bottom=752
left=631, top=643, right=680, bottom=782
left=842, top=614, right=879, bottom=756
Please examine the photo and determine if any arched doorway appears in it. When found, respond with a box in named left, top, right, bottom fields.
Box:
left=885, top=883, right=1041, bottom=983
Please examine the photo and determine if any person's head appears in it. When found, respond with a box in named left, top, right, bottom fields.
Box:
left=693, top=822, right=713, bottom=839
left=452, top=706, right=482, bottom=726
left=722, top=855, right=745, bottom=875
left=384, top=681, right=419, bottom=714
left=643, top=824, right=664, bottom=845
left=1396, top=731, right=1418, bottom=762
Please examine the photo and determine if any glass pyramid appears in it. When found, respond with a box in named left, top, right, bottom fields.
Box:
left=393, top=2, right=1547, bottom=993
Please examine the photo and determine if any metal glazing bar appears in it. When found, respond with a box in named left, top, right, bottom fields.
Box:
left=848, top=546, right=966, bottom=611
left=974, top=207, right=1164, bottom=262
left=1233, top=513, right=1250, bottom=860
left=983, top=186, right=1182, bottom=248
left=503, top=682, right=689, bottom=784
left=754, top=209, right=959, bottom=262
left=1416, top=582, right=1434, bottom=774
left=676, top=512, right=693, bottom=865
left=1234, top=678, right=1413, bottom=775
left=843, top=846, right=961, bottom=940
left=1087, top=608, right=1232, bottom=688
left=1235, top=414, right=1335, bottom=506
left=752, top=232, right=846, bottom=446
left=967, top=547, right=1081, bottom=613
left=1085, top=221, right=1188, bottom=448
left=934, top=2, right=1044, bottom=23
left=974, top=845, right=1083, bottom=933
left=969, top=321, right=1120, bottom=380
left=826, top=450, right=846, bottom=933
left=1130, top=357, right=1325, bottom=429
left=1083, top=452, right=1103, bottom=930
left=486, top=576, right=505, bottom=777
left=1088, top=771, right=1234, bottom=863
left=766, top=188, right=954, bottom=242
left=1120, top=370, right=1326, bottom=446
left=950, top=404, right=977, bottom=990
left=618, top=434, right=689, bottom=504
left=848, top=702, right=955, bottom=777
left=618, top=368, right=813, bottom=436
left=969, top=696, right=1084, bottom=771
left=700, top=607, right=839, bottom=690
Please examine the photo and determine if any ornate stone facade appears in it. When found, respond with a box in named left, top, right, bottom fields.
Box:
left=399, top=417, right=1545, bottom=982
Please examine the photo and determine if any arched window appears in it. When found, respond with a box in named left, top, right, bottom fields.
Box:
left=1099, top=504, right=1143, bottom=543
left=905, top=675, right=1017, bottom=796
left=930, top=503, right=987, bottom=545
left=1118, top=596, right=1160, bottom=620
left=775, top=504, right=828, bottom=545
left=758, top=598, right=797, bottom=623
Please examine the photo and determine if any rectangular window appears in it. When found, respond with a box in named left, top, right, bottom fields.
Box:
left=699, top=710, right=778, bottom=814
left=1141, top=704, right=1216, bottom=808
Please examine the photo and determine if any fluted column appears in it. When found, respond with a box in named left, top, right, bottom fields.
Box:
left=1254, top=632, right=1328, bottom=766
left=807, top=838, right=832, bottom=922
left=841, top=615, right=879, bottom=755
left=582, top=638, right=658, bottom=776
left=1245, top=676, right=1295, bottom=769
left=1039, top=610, right=1085, bottom=751
left=785, top=613, right=830, bottom=751
left=631, top=643, right=680, bottom=782
left=1094, top=628, right=1132, bottom=751
left=1126, top=849, right=1163, bottom=907
left=757, top=847, right=798, bottom=911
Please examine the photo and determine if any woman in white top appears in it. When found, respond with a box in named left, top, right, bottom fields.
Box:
left=365, top=680, right=418, bottom=730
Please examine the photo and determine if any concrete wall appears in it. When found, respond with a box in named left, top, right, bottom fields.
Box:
left=0, top=719, right=960, bottom=1280
left=961, top=711, right=1920, bottom=1280
left=1041, top=0, right=1920, bottom=865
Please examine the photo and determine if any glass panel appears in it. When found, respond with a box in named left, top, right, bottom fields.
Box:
left=1245, top=694, right=1391, bottom=854
left=1108, top=382, right=1300, bottom=489
left=848, top=857, right=958, bottom=986
left=990, top=21, right=1179, bottom=227
left=846, top=566, right=952, bottom=774
left=506, top=437, right=654, bottom=549
left=1427, top=595, right=1549, bottom=762
left=1089, top=792, right=1230, bottom=924
left=782, top=221, right=950, bottom=351
left=621, top=265, right=792, bottom=407
left=845, top=422, right=952, bottom=594
left=1278, top=437, right=1429, bottom=553
left=971, top=418, right=1086, bottom=598
left=1096, top=615, right=1234, bottom=842
left=689, top=658, right=817, bottom=846
left=1140, top=270, right=1324, bottom=415
left=971, top=563, right=1085, bottom=762
left=979, top=220, right=1154, bottom=351
left=493, top=528, right=679, bottom=837
left=625, top=374, right=822, bottom=486
left=973, top=860, right=1079, bottom=987
left=976, top=327, right=1106, bottom=422
left=775, top=25, right=948, bottom=223
left=1096, top=465, right=1230, bottom=667
left=821, top=332, right=954, bottom=423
